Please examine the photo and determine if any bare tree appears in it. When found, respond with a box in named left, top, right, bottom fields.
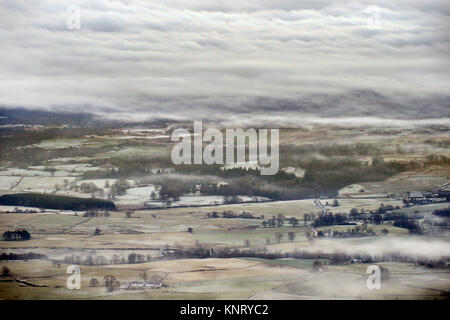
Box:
left=90, top=278, right=99, bottom=287
left=104, top=275, right=120, bottom=291
left=275, top=232, right=283, bottom=243
left=141, top=270, right=149, bottom=281
left=1, top=266, right=11, bottom=277
left=288, top=231, right=296, bottom=242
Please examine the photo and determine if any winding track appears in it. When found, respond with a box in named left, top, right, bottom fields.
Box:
left=9, top=176, right=24, bottom=190
left=314, top=198, right=327, bottom=215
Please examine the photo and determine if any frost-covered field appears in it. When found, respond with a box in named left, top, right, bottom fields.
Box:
left=176, top=195, right=224, bottom=206
left=31, top=138, right=89, bottom=149
left=144, top=195, right=269, bottom=208
left=0, top=176, right=21, bottom=190
left=0, top=163, right=99, bottom=179
left=0, top=168, right=63, bottom=177
left=29, top=164, right=100, bottom=173
left=101, top=146, right=172, bottom=159
left=0, top=205, right=81, bottom=215
left=321, top=197, right=404, bottom=213
left=114, top=186, right=157, bottom=205
left=9, top=176, right=77, bottom=193
left=145, top=195, right=224, bottom=207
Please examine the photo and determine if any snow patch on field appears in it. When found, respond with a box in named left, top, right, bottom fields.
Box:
left=281, top=167, right=305, bottom=178
left=0, top=205, right=80, bottom=215
left=29, top=164, right=99, bottom=173
left=32, top=138, right=89, bottom=149
left=235, top=195, right=270, bottom=203
left=177, top=195, right=224, bottom=206
left=338, top=184, right=366, bottom=195
left=114, top=186, right=157, bottom=205
left=0, top=176, right=21, bottom=190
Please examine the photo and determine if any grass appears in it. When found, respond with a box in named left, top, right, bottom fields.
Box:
left=17, top=214, right=89, bottom=228
left=389, top=202, right=449, bottom=215
left=194, top=227, right=307, bottom=246
left=242, top=257, right=329, bottom=269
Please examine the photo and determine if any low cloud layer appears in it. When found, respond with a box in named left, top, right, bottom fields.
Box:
left=0, top=0, right=449, bottom=123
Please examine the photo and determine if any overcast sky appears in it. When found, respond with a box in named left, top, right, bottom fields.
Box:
left=0, top=0, right=449, bottom=124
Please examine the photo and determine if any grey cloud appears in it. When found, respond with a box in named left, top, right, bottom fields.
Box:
left=0, top=0, right=449, bottom=125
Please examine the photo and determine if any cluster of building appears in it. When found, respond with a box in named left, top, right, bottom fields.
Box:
left=403, top=190, right=448, bottom=205
left=119, top=276, right=163, bottom=290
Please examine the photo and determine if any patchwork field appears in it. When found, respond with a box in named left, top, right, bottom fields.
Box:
left=0, top=123, right=449, bottom=300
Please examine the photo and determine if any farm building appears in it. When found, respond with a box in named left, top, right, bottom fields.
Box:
left=403, top=191, right=447, bottom=205
left=120, top=275, right=164, bottom=290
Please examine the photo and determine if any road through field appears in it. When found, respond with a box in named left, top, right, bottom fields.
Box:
left=314, top=199, right=327, bottom=214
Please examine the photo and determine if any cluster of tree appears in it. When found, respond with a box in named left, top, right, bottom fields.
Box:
left=393, top=219, right=423, bottom=234
left=260, top=214, right=300, bottom=228
left=126, top=253, right=149, bottom=264
left=1, top=266, right=11, bottom=276
left=2, top=229, right=31, bottom=241
left=159, top=182, right=184, bottom=201
left=83, top=209, right=111, bottom=217
left=205, top=211, right=258, bottom=219
left=89, top=278, right=100, bottom=287
left=434, top=207, right=450, bottom=217
left=313, top=260, right=324, bottom=271
left=104, top=275, right=120, bottom=291
left=301, top=158, right=407, bottom=197
left=376, top=204, right=398, bottom=214
left=81, top=156, right=173, bottom=179
left=0, top=193, right=116, bottom=211
left=62, top=252, right=152, bottom=266
left=0, top=252, right=46, bottom=260
left=310, top=207, right=426, bottom=234
left=79, top=157, right=410, bottom=204
left=175, top=157, right=408, bottom=201
left=313, top=212, right=348, bottom=227
left=325, top=199, right=340, bottom=207
left=110, top=179, right=131, bottom=197
left=163, top=245, right=353, bottom=265
left=79, top=182, right=103, bottom=195
left=348, top=206, right=400, bottom=221
left=316, top=228, right=376, bottom=238
left=418, top=259, right=450, bottom=269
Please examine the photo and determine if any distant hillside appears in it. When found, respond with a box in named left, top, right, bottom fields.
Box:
left=0, top=108, right=95, bottom=125
left=0, top=107, right=173, bottom=127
